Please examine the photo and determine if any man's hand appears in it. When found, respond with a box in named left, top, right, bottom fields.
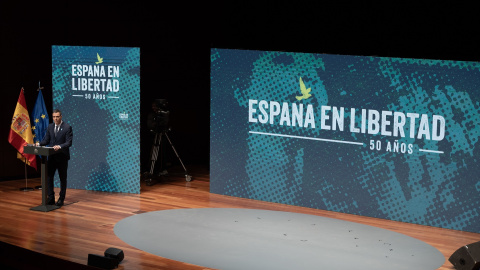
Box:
left=53, top=145, right=61, bottom=151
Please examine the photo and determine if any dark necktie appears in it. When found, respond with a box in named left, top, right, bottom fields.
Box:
left=55, top=125, right=59, bottom=137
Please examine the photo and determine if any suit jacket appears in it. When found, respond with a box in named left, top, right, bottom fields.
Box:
left=40, top=122, right=73, bottom=160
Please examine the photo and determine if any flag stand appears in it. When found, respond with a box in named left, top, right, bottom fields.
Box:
left=19, top=155, right=34, bottom=191
left=33, top=82, right=46, bottom=191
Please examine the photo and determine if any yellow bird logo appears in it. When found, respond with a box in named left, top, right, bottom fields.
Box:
left=296, top=77, right=312, bottom=101
left=95, top=53, right=103, bottom=64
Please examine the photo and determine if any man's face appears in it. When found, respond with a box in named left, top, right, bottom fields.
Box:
left=52, top=112, right=62, bottom=125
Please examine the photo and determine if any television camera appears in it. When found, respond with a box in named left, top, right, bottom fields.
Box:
left=145, top=99, right=191, bottom=184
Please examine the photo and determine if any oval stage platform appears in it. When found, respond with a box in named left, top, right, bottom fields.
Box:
left=114, top=208, right=444, bottom=270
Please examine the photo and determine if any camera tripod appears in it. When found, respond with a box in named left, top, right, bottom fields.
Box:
left=144, top=128, right=192, bottom=185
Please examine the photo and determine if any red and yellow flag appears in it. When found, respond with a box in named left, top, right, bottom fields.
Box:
left=8, top=88, right=37, bottom=170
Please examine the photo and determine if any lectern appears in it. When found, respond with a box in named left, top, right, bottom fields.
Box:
left=24, top=145, right=59, bottom=212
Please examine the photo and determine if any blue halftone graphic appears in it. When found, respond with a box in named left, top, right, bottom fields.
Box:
left=211, top=48, right=480, bottom=233
left=52, top=46, right=140, bottom=194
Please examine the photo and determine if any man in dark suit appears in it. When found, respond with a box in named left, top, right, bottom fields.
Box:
left=36, top=109, right=73, bottom=207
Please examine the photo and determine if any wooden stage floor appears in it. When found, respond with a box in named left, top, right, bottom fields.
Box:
left=0, top=165, right=477, bottom=269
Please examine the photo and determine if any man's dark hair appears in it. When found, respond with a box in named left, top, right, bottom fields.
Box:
left=53, top=109, right=62, bottom=115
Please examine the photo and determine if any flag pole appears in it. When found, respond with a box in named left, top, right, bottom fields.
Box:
left=19, top=152, right=34, bottom=191
left=20, top=87, right=34, bottom=191
left=35, top=81, right=44, bottom=190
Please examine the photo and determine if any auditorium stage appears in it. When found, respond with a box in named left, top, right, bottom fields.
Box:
left=0, top=165, right=477, bottom=269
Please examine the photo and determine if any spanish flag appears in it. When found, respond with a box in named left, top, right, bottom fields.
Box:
left=8, top=88, right=37, bottom=170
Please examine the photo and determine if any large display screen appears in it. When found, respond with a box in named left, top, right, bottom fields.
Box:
left=210, top=48, right=480, bottom=233
left=52, top=45, right=140, bottom=193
